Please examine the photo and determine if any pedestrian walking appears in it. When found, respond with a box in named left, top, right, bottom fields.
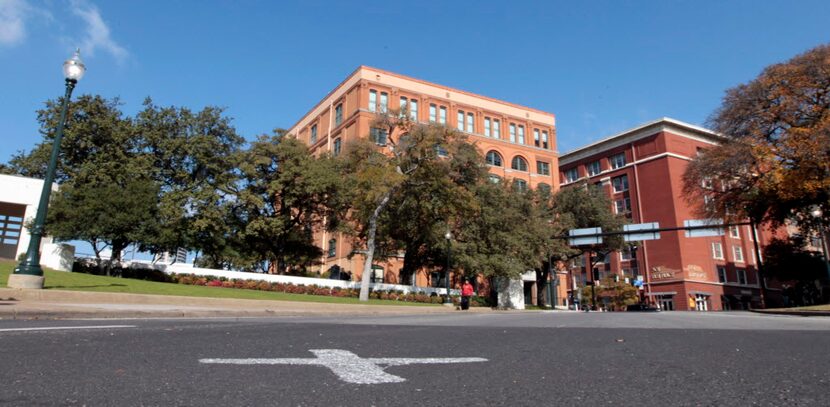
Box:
left=460, top=278, right=474, bottom=310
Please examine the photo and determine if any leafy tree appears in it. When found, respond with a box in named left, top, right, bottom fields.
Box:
left=553, top=183, right=627, bottom=306
left=234, top=131, right=344, bottom=274
left=763, top=236, right=828, bottom=306
left=7, top=95, right=132, bottom=181
left=683, top=44, right=830, bottom=235
left=134, top=99, right=244, bottom=263
left=379, top=124, right=487, bottom=285
left=580, top=277, right=639, bottom=310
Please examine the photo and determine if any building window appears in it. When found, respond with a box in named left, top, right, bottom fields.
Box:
left=514, top=179, right=528, bottom=192
left=538, top=183, right=551, bottom=194
left=484, top=118, right=491, bottom=137
left=518, top=125, right=525, bottom=144
left=587, top=161, right=601, bottom=176
left=370, top=127, right=388, bottom=146
left=380, top=92, right=388, bottom=112
left=733, top=246, right=744, bottom=263
left=310, top=124, right=318, bottom=145
left=615, top=198, right=631, bottom=215
left=737, top=268, right=747, bottom=285
left=712, top=242, right=724, bottom=259
left=509, top=124, right=516, bottom=143
left=435, top=144, right=448, bottom=157
left=488, top=174, right=501, bottom=183
left=333, top=138, right=342, bottom=156
left=457, top=111, right=465, bottom=131
left=564, top=168, right=579, bottom=183
left=612, top=175, right=629, bottom=192
left=493, top=120, right=501, bottom=138
left=536, top=161, right=550, bottom=175
left=729, top=226, right=740, bottom=239
left=400, top=97, right=408, bottom=118
left=620, top=246, right=633, bottom=261
left=429, top=104, right=437, bottom=122
left=609, top=152, right=626, bottom=169
left=328, top=238, right=336, bottom=258
left=701, top=177, right=714, bottom=190
left=534, top=129, right=540, bottom=147
left=410, top=99, right=418, bottom=120
left=542, top=131, right=549, bottom=149
left=439, top=106, right=447, bottom=124
left=511, top=156, right=528, bottom=172
left=335, top=104, right=343, bottom=126
left=466, top=112, right=474, bottom=133
left=485, top=151, right=503, bottom=167
left=717, top=266, right=727, bottom=283
left=369, top=90, right=377, bottom=112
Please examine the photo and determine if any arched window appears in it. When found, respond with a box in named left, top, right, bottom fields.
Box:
left=485, top=151, right=503, bottom=167
left=538, top=183, right=552, bottom=194
left=511, top=156, right=528, bottom=171
left=513, top=179, right=528, bottom=192
left=328, top=238, right=336, bottom=258
left=488, top=174, right=502, bottom=184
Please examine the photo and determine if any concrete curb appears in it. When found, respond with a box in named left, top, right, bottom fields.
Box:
left=0, top=288, right=508, bottom=320
left=751, top=309, right=830, bottom=317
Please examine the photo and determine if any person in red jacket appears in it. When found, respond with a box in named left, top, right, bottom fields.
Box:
left=460, top=278, right=474, bottom=310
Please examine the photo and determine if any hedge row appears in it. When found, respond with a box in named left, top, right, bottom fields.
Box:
left=170, top=273, right=490, bottom=306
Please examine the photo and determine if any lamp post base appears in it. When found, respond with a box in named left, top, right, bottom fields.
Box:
left=7, top=274, right=45, bottom=289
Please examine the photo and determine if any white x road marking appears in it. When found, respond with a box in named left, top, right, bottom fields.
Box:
left=200, top=349, right=487, bottom=384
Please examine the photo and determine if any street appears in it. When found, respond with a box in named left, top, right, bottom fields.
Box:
left=1, top=312, right=828, bottom=406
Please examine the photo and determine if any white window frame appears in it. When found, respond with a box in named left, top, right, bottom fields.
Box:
left=509, top=124, right=516, bottom=143
left=534, top=129, right=540, bottom=147
left=439, top=106, right=447, bottom=124
left=518, top=125, right=525, bottom=144
left=712, top=242, right=724, bottom=260
left=379, top=92, right=388, bottom=112
left=542, top=131, right=548, bottom=149
left=466, top=112, right=474, bottom=133
left=369, top=90, right=377, bottom=112
left=733, top=246, right=744, bottom=263
left=612, top=175, right=629, bottom=192
left=609, top=152, right=626, bottom=169
left=587, top=161, right=601, bottom=176
left=429, top=104, right=437, bottom=122
left=493, top=120, right=501, bottom=138
left=729, top=226, right=740, bottom=239
left=564, top=168, right=579, bottom=183
left=484, top=118, right=491, bottom=137
left=310, top=124, right=317, bottom=144
left=536, top=161, right=550, bottom=175
left=410, top=99, right=418, bottom=120
left=457, top=111, right=465, bottom=131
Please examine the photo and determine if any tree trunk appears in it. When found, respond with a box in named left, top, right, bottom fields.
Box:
left=359, top=191, right=393, bottom=301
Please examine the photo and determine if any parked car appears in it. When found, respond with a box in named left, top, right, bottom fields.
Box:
left=625, top=303, right=660, bottom=312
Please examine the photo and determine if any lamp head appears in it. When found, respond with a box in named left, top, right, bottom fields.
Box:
left=63, top=49, right=86, bottom=82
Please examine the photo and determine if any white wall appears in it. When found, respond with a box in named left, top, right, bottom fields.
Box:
left=144, top=262, right=459, bottom=296
left=0, top=174, right=58, bottom=261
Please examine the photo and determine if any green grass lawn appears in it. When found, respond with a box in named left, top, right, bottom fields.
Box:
left=774, top=304, right=830, bottom=312
left=0, top=259, right=434, bottom=306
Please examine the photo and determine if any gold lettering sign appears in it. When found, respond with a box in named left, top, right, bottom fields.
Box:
left=685, top=264, right=707, bottom=280
left=651, top=266, right=681, bottom=280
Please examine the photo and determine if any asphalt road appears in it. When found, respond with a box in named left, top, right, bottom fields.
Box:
left=1, top=312, right=829, bottom=406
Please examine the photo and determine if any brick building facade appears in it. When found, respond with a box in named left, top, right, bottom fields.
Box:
left=558, top=118, right=776, bottom=311
left=287, top=66, right=561, bottom=297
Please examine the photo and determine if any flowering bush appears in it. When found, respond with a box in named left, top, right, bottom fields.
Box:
left=168, top=273, right=463, bottom=305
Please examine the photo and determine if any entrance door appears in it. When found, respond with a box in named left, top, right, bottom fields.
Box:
left=657, top=295, right=674, bottom=311
left=0, top=202, right=26, bottom=260
left=695, top=294, right=709, bottom=311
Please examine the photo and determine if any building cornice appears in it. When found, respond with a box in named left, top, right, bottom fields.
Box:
left=559, top=118, right=724, bottom=166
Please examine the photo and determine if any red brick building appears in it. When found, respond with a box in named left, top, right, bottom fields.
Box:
left=558, top=118, right=776, bottom=311
left=287, top=66, right=560, bottom=294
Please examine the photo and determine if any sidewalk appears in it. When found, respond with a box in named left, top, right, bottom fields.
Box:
left=0, top=288, right=494, bottom=320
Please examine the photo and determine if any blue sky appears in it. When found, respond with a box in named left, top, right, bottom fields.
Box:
left=2, top=0, right=829, bottom=162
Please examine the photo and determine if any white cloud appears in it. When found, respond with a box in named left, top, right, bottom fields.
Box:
left=69, top=0, right=127, bottom=62
left=0, top=0, right=28, bottom=46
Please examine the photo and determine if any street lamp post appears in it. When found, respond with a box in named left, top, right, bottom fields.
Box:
left=8, top=50, right=85, bottom=290
left=444, top=230, right=453, bottom=306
